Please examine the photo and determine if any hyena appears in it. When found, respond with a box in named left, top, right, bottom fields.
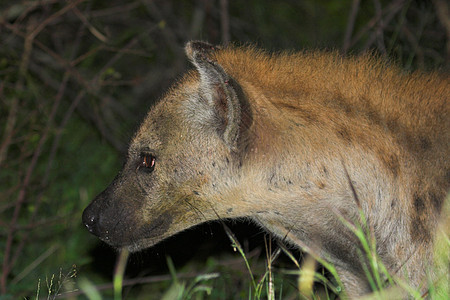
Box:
left=83, top=41, right=449, bottom=297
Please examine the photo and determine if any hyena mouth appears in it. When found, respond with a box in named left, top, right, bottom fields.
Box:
left=109, top=213, right=174, bottom=250
left=138, top=213, right=174, bottom=241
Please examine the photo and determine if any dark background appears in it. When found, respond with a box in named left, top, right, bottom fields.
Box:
left=0, top=0, right=448, bottom=298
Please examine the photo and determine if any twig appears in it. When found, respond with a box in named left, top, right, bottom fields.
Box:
left=141, top=0, right=185, bottom=70
left=71, top=44, right=105, bottom=66
left=220, top=0, right=230, bottom=45
left=354, top=0, right=405, bottom=52
left=72, top=6, right=107, bottom=42
left=432, top=0, right=450, bottom=61
left=342, top=0, right=361, bottom=54
left=373, top=0, right=387, bottom=54
left=20, top=0, right=86, bottom=77
left=4, top=0, right=61, bottom=25
left=11, top=245, right=59, bottom=285
left=91, top=36, right=140, bottom=84
left=89, top=1, right=141, bottom=18
left=2, top=21, right=94, bottom=93
left=0, top=89, right=18, bottom=167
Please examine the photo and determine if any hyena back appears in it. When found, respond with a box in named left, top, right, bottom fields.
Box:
left=83, top=41, right=449, bottom=297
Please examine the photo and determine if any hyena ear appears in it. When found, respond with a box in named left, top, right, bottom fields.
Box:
left=185, top=41, right=248, bottom=152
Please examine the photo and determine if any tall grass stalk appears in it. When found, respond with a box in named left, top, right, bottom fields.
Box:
left=79, top=277, right=102, bottom=300
left=298, top=254, right=316, bottom=299
left=277, top=240, right=344, bottom=297
left=162, top=256, right=219, bottom=299
left=35, top=278, right=40, bottom=300
left=223, top=222, right=278, bottom=299
left=222, top=223, right=258, bottom=291
left=264, top=235, right=280, bottom=300
left=113, top=248, right=129, bottom=300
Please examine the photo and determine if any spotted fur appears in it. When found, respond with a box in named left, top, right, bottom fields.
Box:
left=83, top=41, right=449, bottom=298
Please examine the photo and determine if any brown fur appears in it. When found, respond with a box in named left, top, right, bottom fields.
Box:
left=83, top=42, right=449, bottom=298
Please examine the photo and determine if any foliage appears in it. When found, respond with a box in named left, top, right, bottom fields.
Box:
left=0, top=0, right=448, bottom=298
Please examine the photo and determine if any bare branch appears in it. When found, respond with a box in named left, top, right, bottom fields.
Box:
left=72, top=6, right=108, bottom=42
left=220, top=0, right=230, bottom=45
left=373, top=0, right=387, bottom=54
left=432, top=0, right=450, bottom=63
left=342, top=0, right=361, bottom=54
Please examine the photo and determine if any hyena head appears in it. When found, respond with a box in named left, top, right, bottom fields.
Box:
left=82, top=42, right=252, bottom=251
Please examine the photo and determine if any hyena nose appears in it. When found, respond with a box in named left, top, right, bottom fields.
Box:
left=82, top=205, right=102, bottom=237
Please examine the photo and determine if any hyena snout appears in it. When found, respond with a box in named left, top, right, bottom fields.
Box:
left=82, top=188, right=119, bottom=241
left=82, top=193, right=106, bottom=238
left=82, top=184, right=146, bottom=248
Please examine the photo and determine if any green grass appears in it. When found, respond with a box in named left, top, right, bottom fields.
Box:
left=29, top=192, right=449, bottom=299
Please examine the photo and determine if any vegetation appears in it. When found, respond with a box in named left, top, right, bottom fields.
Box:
left=0, top=0, right=448, bottom=298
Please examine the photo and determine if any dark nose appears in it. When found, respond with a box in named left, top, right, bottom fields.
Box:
left=82, top=204, right=102, bottom=237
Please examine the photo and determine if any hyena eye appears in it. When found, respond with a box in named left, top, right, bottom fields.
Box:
left=139, top=153, right=156, bottom=173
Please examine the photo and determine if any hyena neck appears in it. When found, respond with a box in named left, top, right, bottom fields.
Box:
left=226, top=81, right=438, bottom=282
